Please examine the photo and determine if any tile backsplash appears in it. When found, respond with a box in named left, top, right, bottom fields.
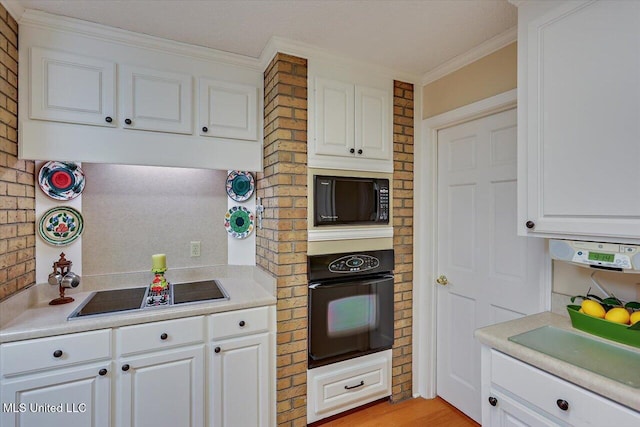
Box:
left=81, top=164, right=228, bottom=277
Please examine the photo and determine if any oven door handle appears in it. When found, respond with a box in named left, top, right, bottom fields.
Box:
left=309, top=274, right=394, bottom=289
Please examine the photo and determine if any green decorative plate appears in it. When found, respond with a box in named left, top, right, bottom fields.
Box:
left=224, top=206, right=254, bottom=239
left=38, top=206, right=84, bottom=246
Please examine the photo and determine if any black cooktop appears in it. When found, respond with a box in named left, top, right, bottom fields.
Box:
left=173, top=280, right=227, bottom=304
left=72, top=287, right=147, bottom=318
left=68, top=279, right=228, bottom=320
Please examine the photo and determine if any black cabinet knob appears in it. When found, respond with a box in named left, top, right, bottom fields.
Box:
left=160, top=333, right=168, bottom=340
left=525, top=220, right=535, bottom=229
left=105, top=116, right=113, bottom=123
left=202, top=126, right=208, bottom=133
left=357, top=149, right=363, bottom=155
left=214, top=346, right=221, bottom=353
left=124, top=118, right=132, bottom=125
left=53, top=350, right=63, bottom=358
left=122, top=364, right=130, bottom=372
left=349, top=148, right=355, bottom=154
left=488, top=396, right=498, bottom=407
left=556, top=399, right=569, bottom=411
left=98, top=368, right=108, bottom=376
left=239, top=320, right=246, bottom=327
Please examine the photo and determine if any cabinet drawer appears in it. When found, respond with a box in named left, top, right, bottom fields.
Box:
left=491, top=350, right=640, bottom=426
left=209, top=307, right=269, bottom=340
left=308, top=350, right=391, bottom=421
left=117, top=316, right=204, bottom=356
left=0, top=329, right=111, bottom=377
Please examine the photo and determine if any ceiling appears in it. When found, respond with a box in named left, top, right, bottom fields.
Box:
left=12, top=0, right=517, bottom=78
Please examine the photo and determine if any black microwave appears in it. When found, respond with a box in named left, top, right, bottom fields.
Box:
left=314, top=175, right=389, bottom=226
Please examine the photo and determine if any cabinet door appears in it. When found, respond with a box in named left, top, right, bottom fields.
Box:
left=487, top=391, right=560, bottom=427
left=117, top=346, right=205, bottom=427
left=519, top=0, right=640, bottom=240
left=314, top=77, right=355, bottom=157
left=120, top=65, right=193, bottom=134
left=210, top=333, right=269, bottom=427
left=0, top=363, right=111, bottom=427
left=199, top=78, right=257, bottom=141
left=355, top=85, right=390, bottom=161
left=29, top=47, right=116, bottom=127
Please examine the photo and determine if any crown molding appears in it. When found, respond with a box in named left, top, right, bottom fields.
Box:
left=260, top=35, right=421, bottom=84
left=1, top=0, right=25, bottom=21
left=421, top=26, right=517, bottom=86
left=19, top=9, right=263, bottom=71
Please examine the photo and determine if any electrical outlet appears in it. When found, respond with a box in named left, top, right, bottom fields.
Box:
left=190, top=241, right=201, bottom=257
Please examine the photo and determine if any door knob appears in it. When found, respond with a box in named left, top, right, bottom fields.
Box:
left=436, top=275, right=449, bottom=286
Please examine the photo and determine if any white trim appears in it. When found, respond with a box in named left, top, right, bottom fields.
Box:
left=307, top=227, right=393, bottom=242
left=19, top=9, right=262, bottom=71
left=260, top=35, right=421, bottom=84
left=414, top=88, right=543, bottom=399
left=0, top=0, right=24, bottom=21
left=421, top=26, right=517, bottom=86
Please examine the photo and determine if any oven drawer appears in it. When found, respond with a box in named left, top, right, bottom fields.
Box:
left=307, top=350, right=392, bottom=423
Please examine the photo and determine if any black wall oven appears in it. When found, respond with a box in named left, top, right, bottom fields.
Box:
left=308, top=249, right=394, bottom=368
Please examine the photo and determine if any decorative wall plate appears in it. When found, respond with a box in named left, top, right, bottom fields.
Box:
left=38, top=161, right=86, bottom=201
left=226, top=171, right=255, bottom=202
left=224, top=206, right=254, bottom=239
left=38, top=206, right=84, bottom=246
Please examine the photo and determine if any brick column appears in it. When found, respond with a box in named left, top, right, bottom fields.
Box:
left=0, top=6, right=34, bottom=300
left=391, top=80, right=414, bottom=401
left=257, top=53, right=308, bottom=427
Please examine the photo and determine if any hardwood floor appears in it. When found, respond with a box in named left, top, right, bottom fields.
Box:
left=314, top=397, right=479, bottom=427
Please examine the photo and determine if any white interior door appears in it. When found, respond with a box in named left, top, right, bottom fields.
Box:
left=435, top=108, right=545, bottom=423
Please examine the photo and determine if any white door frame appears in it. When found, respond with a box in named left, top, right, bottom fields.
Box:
left=412, top=89, right=551, bottom=398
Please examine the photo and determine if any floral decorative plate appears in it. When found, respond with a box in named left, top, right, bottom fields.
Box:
left=226, top=171, right=255, bottom=202
left=38, top=161, right=86, bottom=201
left=38, top=206, right=84, bottom=246
left=224, top=206, right=254, bottom=239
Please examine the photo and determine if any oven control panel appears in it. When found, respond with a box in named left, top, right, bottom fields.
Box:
left=329, top=254, right=380, bottom=273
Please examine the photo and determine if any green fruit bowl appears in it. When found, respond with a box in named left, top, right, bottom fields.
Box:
left=567, top=305, right=640, bottom=349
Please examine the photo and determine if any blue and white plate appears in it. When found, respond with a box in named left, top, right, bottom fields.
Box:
left=38, top=161, right=85, bottom=201
left=225, top=171, right=254, bottom=202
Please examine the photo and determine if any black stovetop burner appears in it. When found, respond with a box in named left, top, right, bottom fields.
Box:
left=68, top=279, right=228, bottom=320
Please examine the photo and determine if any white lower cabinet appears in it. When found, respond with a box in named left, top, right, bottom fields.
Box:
left=0, top=306, right=275, bottom=427
left=208, top=306, right=272, bottom=427
left=116, top=346, right=205, bottom=427
left=209, top=333, right=270, bottom=427
left=0, top=329, right=112, bottom=427
left=482, top=348, right=640, bottom=427
left=307, top=349, right=392, bottom=424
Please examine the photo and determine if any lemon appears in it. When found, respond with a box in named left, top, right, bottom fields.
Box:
left=581, top=300, right=606, bottom=318
left=630, top=311, right=640, bottom=325
left=604, top=307, right=630, bottom=324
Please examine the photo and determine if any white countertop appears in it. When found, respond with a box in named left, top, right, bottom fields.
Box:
left=475, top=311, right=640, bottom=412
left=0, top=266, right=276, bottom=344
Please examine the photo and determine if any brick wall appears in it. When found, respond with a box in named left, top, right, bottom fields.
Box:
left=257, top=53, right=308, bottom=427
left=0, top=6, right=35, bottom=301
left=391, top=80, right=414, bottom=401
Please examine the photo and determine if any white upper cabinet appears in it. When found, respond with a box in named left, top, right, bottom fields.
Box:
left=19, top=10, right=263, bottom=171
left=309, top=59, right=393, bottom=173
left=121, top=65, right=193, bottom=134
left=29, top=47, right=116, bottom=127
left=198, top=78, right=258, bottom=141
left=516, top=0, right=640, bottom=242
